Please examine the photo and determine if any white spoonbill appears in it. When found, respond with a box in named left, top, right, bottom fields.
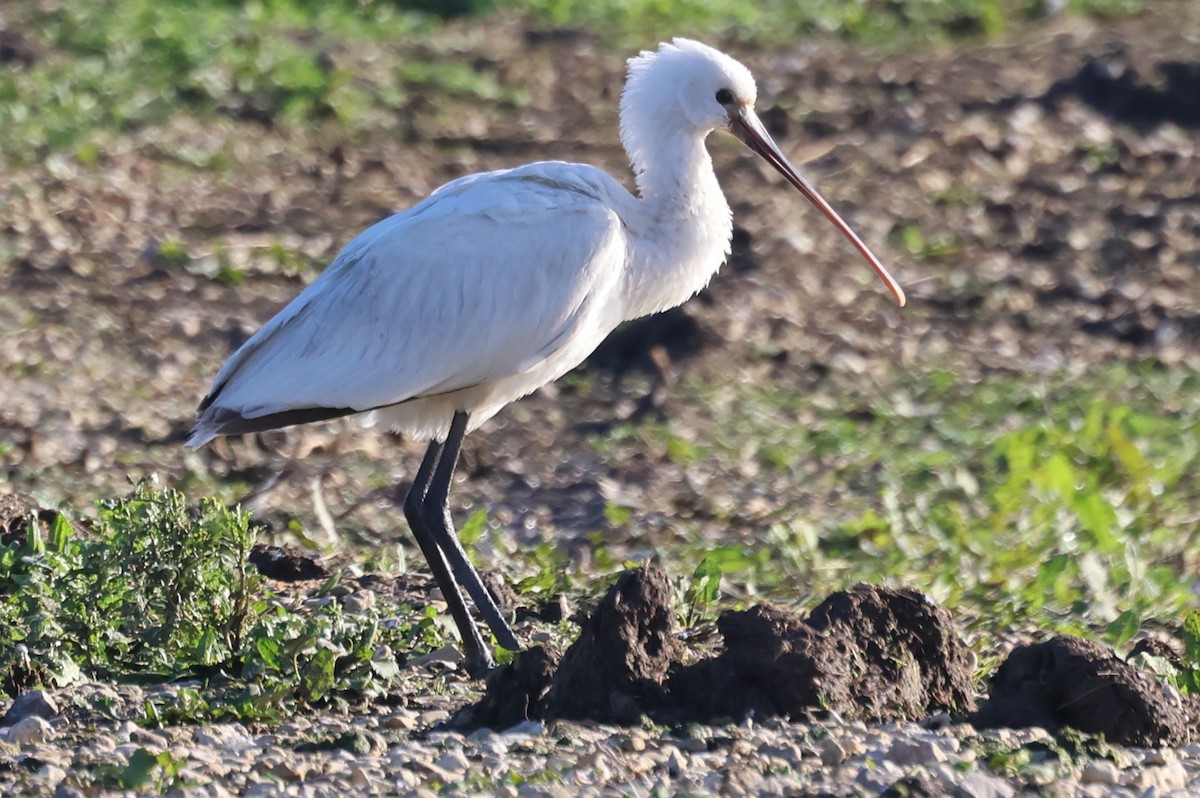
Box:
left=188, top=38, right=905, bottom=675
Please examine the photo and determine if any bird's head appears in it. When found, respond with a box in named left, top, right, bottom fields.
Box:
left=622, top=38, right=906, bottom=307
left=623, top=38, right=757, bottom=137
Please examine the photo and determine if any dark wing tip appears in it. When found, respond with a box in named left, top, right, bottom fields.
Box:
left=189, top=405, right=359, bottom=448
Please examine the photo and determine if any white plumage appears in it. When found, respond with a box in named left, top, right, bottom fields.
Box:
left=188, top=38, right=904, bottom=673
left=192, top=164, right=633, bottom=442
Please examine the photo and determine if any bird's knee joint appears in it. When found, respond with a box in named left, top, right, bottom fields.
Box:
left=402, top=495, right=424, bottom=523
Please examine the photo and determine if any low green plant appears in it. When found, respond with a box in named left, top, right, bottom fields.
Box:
left=90, top=747, right=190, bottom=793
left=0, top=480, right=256, bottom=690
left=1171, top=611, right=1200, bottom=694
left=593, top=362, right=1200, bottom=637
left=896, top=222, right=962, bottom=259
left=0, top=480, right=448, bottom=719
left=683, top=545, right=774, bottom=624
left=685, top=553, right=723, bottom=626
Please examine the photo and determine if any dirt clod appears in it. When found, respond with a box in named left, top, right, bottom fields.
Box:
left=458, top=571, right=976, bottom=729
left=538, top=593, right=571, bottom=623
left=454, top=646, right=559, bottom=730
left=671, top=585, right=975, bottom=724
left=544, top=566, right=681, bottom=722
left=248, top=544, right=329, bottom=582
left=669, top=602, right=852, bottom=722
left=807, top=585, right=977, bottom=721
left=972, top=635, right=1194, bottom=747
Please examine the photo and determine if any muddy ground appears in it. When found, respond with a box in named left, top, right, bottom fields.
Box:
left=3, top=9, right=1199, bottom=549
left=3, top=4, right=1200, bottom=795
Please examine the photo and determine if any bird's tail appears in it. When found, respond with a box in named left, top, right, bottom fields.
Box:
left=185, top=420, right=218, bottom=449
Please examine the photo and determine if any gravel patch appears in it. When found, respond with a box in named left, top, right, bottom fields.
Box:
left=5, top=686, right=1200, bottom=797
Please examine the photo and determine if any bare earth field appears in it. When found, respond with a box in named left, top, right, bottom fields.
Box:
left=3, top=4, right=1200, bottom=796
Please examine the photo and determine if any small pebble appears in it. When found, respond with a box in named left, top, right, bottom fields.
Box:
left=622, top=732, right=648, bottom=753
left=856, top=759, right=902, bottom=790
left=266, top=754, right=310, bottom=783
left=888, top=738, right=948, bottom=766
left=759, top=742, right=802, bottom=762
left=1127, top=761, right=1187, bottom=792
left=819, top=737, right=848, bottom=766
left=663, top=746, right=687, bottom=774
left=383, top=710, right=419, bottom=730
left=38, top=764, right=67, bottom=787
left=417, top=709, right=451, bottom=726
left=951, top=771, right=1016, bottom=798
left=194, top=724, right=255, bottom=751
left=129, top=727, right=170, bottom=748
left=1141, top=748, right=1176, bottom=766
left=52, top=786, right=86, bottom=798
left=342, top=589, right=376, bottom=613
left=2, top=690, right=58, bottom=726
left=435, top=749, right=471, bottom=774
left=348, top=765, right=373, bottom=789
left=5, top=716, right=53, bottom=745
left=501, top=719, right=545, bottom=739
left=1080, top=760, right=1120, bottom=785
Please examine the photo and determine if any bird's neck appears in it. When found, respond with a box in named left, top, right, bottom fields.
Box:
left=629, top=126, right=718, bottom=205
left=621, top=131, right=733, bottom=320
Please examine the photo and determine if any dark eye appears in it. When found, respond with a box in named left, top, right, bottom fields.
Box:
left=715, top=88, right=734, bottom=105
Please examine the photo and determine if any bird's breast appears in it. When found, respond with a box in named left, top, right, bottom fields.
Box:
left=621, top=197, right=733, bottom=321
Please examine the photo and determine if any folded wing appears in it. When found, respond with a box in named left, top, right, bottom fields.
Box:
left=189, top=165, right=629, bottom=445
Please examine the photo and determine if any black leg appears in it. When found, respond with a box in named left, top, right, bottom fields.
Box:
left=403, top=438, right=494, bottom=675
left=406, top=438, right=442, bottom=509
left=421, top=411, right=521, bottom=651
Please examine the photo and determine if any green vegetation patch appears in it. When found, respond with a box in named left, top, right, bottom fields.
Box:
left=0, top=0, right=437, bottom=163
left=0, top=480, right=447, bottom=720
left=1, top=0, right=1148, bottom=162
left=518, top=0, right=1145, bottom=45
left=0, top=483, right=256, bottom=690
left=591, top=362, right=1200, bottom=642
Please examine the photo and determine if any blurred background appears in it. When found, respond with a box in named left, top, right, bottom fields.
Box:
left=2, top=0, right=1199, bottom=638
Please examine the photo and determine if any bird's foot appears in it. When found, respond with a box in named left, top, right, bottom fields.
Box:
left=463, top=647, right=498, bottom=679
